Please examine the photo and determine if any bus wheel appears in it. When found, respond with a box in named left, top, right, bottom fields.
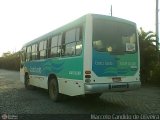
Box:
left=24, top=74, right=34, bottom=90
left=48, top=78, right=61, bottom=102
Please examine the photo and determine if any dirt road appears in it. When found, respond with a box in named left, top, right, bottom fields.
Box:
left=0, top=69, right=160, bottom=119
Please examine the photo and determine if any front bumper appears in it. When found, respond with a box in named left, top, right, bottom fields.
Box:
left=85, top=81, right=141, bottom=93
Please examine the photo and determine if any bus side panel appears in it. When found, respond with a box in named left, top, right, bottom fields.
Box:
left=91, top=70, right=140, bottom=83
left=24, top=56, right=83, bottom=78
left=58, top=79, right=84, bottom=96
left=57, top=56, right=84, bottom=96
left=24, top=55, right=84, bottom=96
left=29, top=75, right=48, bottom=89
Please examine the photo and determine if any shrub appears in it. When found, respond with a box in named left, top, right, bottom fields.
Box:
left=151, top=64, right=160, bottom=85
left=0, top=52, right=20, bottom=71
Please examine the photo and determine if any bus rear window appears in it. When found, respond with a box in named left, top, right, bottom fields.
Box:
left=93, top=19, right=137, bottom=54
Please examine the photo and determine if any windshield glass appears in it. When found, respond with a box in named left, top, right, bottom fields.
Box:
left=93, top=18, right=137, bottom=53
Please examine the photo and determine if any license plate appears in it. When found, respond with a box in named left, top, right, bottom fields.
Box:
left=111, top=84, right=127, bottom=89
left=112, top=77, right=121, bottom=82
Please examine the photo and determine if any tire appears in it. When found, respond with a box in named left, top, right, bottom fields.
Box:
left=48, top=78, right=62, bottom=102
left=24, top=74, right=34, bottom=90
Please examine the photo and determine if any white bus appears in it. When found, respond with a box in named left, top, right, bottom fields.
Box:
left=20, top=14, right=141, bottom=101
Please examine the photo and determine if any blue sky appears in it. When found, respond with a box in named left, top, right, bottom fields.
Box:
left=0, top=0, right=158, bottom=56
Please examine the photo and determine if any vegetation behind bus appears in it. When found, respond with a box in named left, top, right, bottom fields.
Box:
left=0, top=52, right=20, bottom=71
left=139, top=28, right=160, bottom=85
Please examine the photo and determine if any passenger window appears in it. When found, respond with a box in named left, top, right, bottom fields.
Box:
left=62, top=27, right=83, bottom=57
left=47, top=37, right=52, bottom=58
left=51, top=36, right=58, bottom=47
left=76, top=41, right=82, bottom=55
left=50, top=35, right=59, bottom=57
left=26, top=46, right=31, bottom=61
left=39, top=41, right=44, bottom=51
left=65, top=29, right=76, bottom=44
left=39, top=40, right=47, bottom=59
left=51, top=47, right=58, bottom=57
left=40, top=50, right=46, bottom=59
left=58, top=34, right=62, bottom=56
left=31, top=44, right=38, bottom=60
left=65, top=42, right=76, bottom=56
left=76, top=27, right=82, bottom=41
left=76, top=27, right=82, bottom=55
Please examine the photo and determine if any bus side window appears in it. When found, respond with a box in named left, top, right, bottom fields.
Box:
left=47, top=36, right=52, bottom=58
left=64, top=28, right=76, bottom=56
left=58, top=34, right=62, bottom=56
left=50, top=35, right=58, bottom=57
left=61, top=32, right=66, bottom=56
left=31, top=44, right=38, bottom=60
left=75, top=27, right=83, bottom=55
left=62, top=27, right=82, bottom=57
left=39, top=40, right=47, bottom=59
left=26, top=46, right=31, bottom=61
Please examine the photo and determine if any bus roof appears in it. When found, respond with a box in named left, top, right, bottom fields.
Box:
left=22, top=14, right=136, bottom=48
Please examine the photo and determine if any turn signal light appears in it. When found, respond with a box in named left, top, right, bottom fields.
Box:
left=85, top=70, right=91, bottom=74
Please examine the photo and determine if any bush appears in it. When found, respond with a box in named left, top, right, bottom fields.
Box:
left=0, top=52, right=20, bottom=71
left=151, top=64, right=160, bottom=85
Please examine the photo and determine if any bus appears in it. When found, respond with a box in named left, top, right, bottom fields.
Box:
left=20, top=14, right=141, bottom=101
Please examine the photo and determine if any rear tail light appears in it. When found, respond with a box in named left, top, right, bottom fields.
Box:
left=85, top=70, right=91, bottom=82
left=85, top=70, right=91, bottom=78
left=85, top=70, right=91, bottom=74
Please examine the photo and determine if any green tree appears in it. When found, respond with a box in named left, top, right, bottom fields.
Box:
left=138, top=28, right=157, bottom=83
left=0, top=52, right=20, bottom=71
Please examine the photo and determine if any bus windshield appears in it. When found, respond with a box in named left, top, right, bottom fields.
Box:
left=93, top=19, right=137, bottom=54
